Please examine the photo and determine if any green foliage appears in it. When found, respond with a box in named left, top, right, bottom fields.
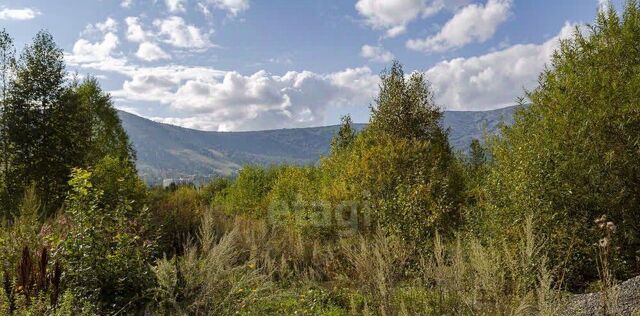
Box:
left=150, top=185, right=205, bottom=257
left=61, top=167, right=154, bottom=313
left=330, top=115, right=356, bottom=153
left=0, top=28, right=15, bottom=197
left=89, top=155, right=148, bottom=214
left=320, top=62, right=464, bottom=245
left=369, top=61, right=445, bottom=142
left=0, top=186, right=42, bottom=271
left=266, top=166, right=324, bottom=228
left=2, top=31, right=90, bottom=217
left=200, top=177, right=232, bottom=204
left=0, top=32, right=135, bottom=219
left=217, top=165, right=279, bottom=216
left=482, top=1, right=640, bottom=288
left=74, top=77, right=136, bottom=165
left=241, top=288, right=348, bottom=315
left=151, top=212, right=275, bottom=315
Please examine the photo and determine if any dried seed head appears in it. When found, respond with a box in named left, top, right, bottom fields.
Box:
left=606, top=221, right=616, bottom=233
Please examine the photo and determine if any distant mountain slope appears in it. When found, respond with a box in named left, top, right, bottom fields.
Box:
left=119, top=106, right=518, bottom=184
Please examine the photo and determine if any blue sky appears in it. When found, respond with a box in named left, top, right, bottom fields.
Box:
left=0, top=0, right=617, bottom=131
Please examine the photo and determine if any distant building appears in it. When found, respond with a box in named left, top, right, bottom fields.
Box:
left=162, top=176, right=195, bottom=188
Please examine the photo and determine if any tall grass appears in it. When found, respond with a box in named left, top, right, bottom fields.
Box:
left=150, top=206, right=568, bottom=315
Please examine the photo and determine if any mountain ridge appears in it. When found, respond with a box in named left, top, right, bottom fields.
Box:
left=118, top=106, right=518, bottom=184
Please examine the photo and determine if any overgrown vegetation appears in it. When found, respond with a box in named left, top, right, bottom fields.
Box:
left=2, top=2, right=640, bottom=315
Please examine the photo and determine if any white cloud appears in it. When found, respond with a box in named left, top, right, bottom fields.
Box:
left=110, top=67, right=378, bottom=131
left=96, top=17, right=118, bottom=33
left=206, top=0, right=250, bottom=16
left=407, top=0, right=512, bottom=53
left=71, top=32, right=120, bottom=63
left=136, top=42, right=171, bottom=62
left=81, top=17, right=118, bottom=38
left=71, top=18, right=121, bottom=64
left=125, top=17, right=149, bottom=42
left=154, top=16, right=212, bottom=49
left=598, top=0, right=610, bottom=11
left=69, top=22, right=578, bottom=130
left=355, top=0, right=468, bottom=38
left=0, top=8, right=40, bottom=20
left=166, top=0, right=187, bottom=13
left=360, top=45, right=394, bottom=63
left=121, top=0, right=134, bottom=8
left=426, top=22, right=578, bottom=110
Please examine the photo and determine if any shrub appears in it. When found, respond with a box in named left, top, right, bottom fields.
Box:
left=482, top=2, right=640, bottom=288
left=200, top=177, right=232, bottom=205
left=150, top=185, right=205, bottom=257
left=327, top=132, right=464, bottom=245
left=216, top=166, right=279, bottom=216
left=60, top=167, right=155, bottom=313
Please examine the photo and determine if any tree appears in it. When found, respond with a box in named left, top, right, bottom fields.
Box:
left=0, top=32, right=135, bottom=218
left=74, top=78, right=135, bottom=165
left=0, top=29, right=15, bottom=203
left=468, top=139, right=487, bottom=169
left=483, top=1, right=640, bottom=287
left=369, top=61, right=445, bottom=143
left=2, top=31, right=90, bottom=217
left=324, top=61, right=464, bottom=245
left=330, top=115, right=356, bottom=153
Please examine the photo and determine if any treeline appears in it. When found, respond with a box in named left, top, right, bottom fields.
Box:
left=2, top=2, right=640, bottom=315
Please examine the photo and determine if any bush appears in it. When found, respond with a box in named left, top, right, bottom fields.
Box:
left=482, top=3, right=640, bottom=288
left=216, top=166, right=279, bottom=217
left=60, top=167, right=155, bottom=313
left=150, top=185, right=206, bottom=257
left=326, top=132, right=464, bottom=246
left=200, top=177, right=232, bottom=205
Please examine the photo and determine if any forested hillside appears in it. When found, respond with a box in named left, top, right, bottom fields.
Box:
left=119, top=106, right=516, bottom=183
left=1, top=2, right=640, bottom=315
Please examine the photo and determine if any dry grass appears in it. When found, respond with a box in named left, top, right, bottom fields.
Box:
left=150, top=209, right=568, bottom=315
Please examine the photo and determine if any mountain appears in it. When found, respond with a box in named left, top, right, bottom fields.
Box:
left=118, top=106, right=518, bottom=184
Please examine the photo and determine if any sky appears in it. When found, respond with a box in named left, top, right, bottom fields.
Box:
left=0, top=0, right=619, bottom=131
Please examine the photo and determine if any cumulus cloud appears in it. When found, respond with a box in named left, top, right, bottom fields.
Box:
left=82, top=17, right=118, bottom=35
left=360, top=45, right=394, bottom=63
left=154, top=16, right=212, bottom=49
left=355, top=0, right=468, bottom=38
left=69, top=18, right=122, bottom=64
left=125, top=17, right=149, bottom=42
left=70, top=33, right=120, bottom=64
left=407, top=0, right=512, bottom=53
left=426, top=22, right=578, bottom=110
left=111, top=67, right=378, bottom=131
left=68, top=37, right=375, bottom=131
left=69, top=22, right=579, bottom=130
left=205, top=0, right=250, bottom=16
left=136, top=42, right=171, bottom=62
left=166, top=0, right=187, bottom=13
left=0, top=8, right=40, bottom=20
